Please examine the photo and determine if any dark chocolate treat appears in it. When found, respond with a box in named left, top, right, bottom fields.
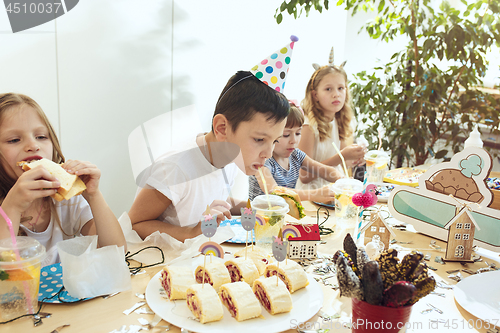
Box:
left=362, top=261, right=384, bottom=306
left=382, top=281, right=417, bottom=307
left=336, top=254, right=363, bottom=300
left=409, top=262, right=429, bottom=283
left=397, top=251, right=424, bottom=281
left=377, top=249, right=400, bottom=289
left=357, top=247, right=370, bottom=276
left=409, top=276, right=436, bottom=304
left=343, top=233, right=358, bottom=270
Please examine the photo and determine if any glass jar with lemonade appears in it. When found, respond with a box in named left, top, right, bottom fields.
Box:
left=250, top=195, right=289, bottom=253
left=365, top=150, right=390, bottom=183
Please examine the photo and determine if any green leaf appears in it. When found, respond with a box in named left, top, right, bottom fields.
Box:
left=276, top=13, right=283, bottom=24
left=0, top=270, right=8, bottom=281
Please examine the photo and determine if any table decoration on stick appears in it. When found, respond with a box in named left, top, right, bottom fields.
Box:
left=352, top=177, right=378, bottom=244
left=272, top=229, right=288, bottom=285
left=198, top=241, right=224, bottom=287
left=240, top=199, right=257, bottom=259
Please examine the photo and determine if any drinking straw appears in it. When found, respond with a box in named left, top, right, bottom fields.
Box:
left=0, top=207, right=35, bottom=314
left=378, top=127, right=383, bottom=151
left=258, top=167, right=272, bottom=210
left=356, top=172, right=368, bottom=242
left=331, top=142, right=349, bottom=178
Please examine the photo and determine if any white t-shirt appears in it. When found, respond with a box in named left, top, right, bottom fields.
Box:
left=296, top=116, right=343, bottom=190
left=20, top=196, right=93, bottom=267
left=143, top=134, right=239, bottom=227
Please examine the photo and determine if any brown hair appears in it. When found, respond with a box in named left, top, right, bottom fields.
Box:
left=302, top=66, right=353, bottom=142
left=286, top=103, right=304, bottom=129
left=0, top=93, right=65, bottom=198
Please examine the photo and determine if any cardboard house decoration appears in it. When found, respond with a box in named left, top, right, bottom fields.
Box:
left=444, top=207, right=480, bottom=262
left=287, top=224, right=321, bottom=259
left=358, top=211, right=396, bottom=250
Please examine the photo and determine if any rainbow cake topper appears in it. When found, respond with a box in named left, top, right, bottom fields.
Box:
left=282, top=225, right=301, bottom=240
left=199, top=241, right=224, bottom=259
left=255, top=214, right=266, bottom=226
left=272, top=229, right=288, bottom=262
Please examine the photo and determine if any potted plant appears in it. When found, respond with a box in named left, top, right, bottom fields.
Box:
left=275, top=0, right=500, bottom=167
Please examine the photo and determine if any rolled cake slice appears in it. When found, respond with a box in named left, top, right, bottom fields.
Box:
left=219, top=281, right=262, bottom=321
left=186, top=284, right=224, bottom=324
left=194, top=261, right=231, bottom=291
left=225, top=257, right=260, bottom=286
left=264, top=260, right=309, bottom=293
left=234, top=246, right=272, bottom=275
left=160, top=266, right=196, bottom=300
left=253, top=277, right=292, bottom=315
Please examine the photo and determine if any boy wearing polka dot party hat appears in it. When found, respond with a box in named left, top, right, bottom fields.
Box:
left=129, top=37, right=298, bottom=242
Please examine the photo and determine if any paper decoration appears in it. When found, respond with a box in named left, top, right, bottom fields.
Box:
left=198, top=241, right=224, bottom=259
left=240, top=206, right=256, bottom=232
left=444, top=206, right=480, bottom=262
left=287, top=223, right=321, bottom=259
left=255, top=214, right=266, bottom=226
left=200, top=214, right=218, bottom=238
left=358, top=210, right=396, bottom=250
left=388, top=147, right=500, bottom=251
left=250, top=35, right=298, bottom=92
left=282, top=225, right=301, bottom=240
left=272, top=230, right=288, bottom=262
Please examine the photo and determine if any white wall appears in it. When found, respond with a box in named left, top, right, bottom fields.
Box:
left=1, top=1, right=498, bottom=215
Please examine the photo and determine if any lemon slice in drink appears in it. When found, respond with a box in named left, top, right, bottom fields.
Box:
left=375, top=161, right=388, bottom=170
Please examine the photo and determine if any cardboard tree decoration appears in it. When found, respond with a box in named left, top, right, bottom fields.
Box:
left=358, top=211, right=396, bottom=250
left=444, top=207, right=480, bottom=262
left=388, top=147, right=500, bottom=251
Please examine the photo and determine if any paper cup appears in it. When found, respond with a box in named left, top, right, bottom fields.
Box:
left=365, top=150, right=390, bottom=183
left=0, top=237, right=45, bottom=321
left=352, top=298, right=413, bottom=333
left=251, top=194, right=289, bottom=253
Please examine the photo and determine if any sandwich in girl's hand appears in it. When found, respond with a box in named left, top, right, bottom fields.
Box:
left=271, top=186, right=305, bottom=220
left=17, top=158, right=86, bottom=201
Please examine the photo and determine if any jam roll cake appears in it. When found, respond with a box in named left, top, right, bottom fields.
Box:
left=219, top=281, right=262, bottom=321
left=225, top=258, right=260, bottom=286
left=253, top=277, right=292, bottom=315
left=194, top=261, right=231, bottom=291
left=264, top=260, right=309, bottom=293
left=186, top=284, right=224, bottom=324
left=234, top=246, right=272, bottom=275
left=160, top=266, right=196, bottom=300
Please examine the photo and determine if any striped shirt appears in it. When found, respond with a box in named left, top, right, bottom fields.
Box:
left=248, top=148, right=307, bottom=200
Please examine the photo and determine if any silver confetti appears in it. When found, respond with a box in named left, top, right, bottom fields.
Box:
left=448, top=272, right=462, bottom=282
left=123, top=301, right=146, bottom=315
left=424, top=253, right=432, bottom=261
left=420, top=308, right=433, bottom=314
left=135, top=307, right=154, bottom=314
left=135, top=293, right=145, bottom=299
left=436, top=281, right=454, bottom=290
left=137, top=318, right=149, bottom=326
left=426, top=303, right=444, bottom=314
left=434, top=256, right=445, bottom=264
left=430, top=291, right=446, bottom=297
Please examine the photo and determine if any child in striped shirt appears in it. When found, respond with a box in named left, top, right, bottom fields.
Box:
left=249, top=101, right=343, bottom=203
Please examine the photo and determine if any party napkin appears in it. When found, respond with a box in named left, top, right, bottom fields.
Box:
left=118, top=212, right=235, bottom=265
left=56, top=236, right=131, bottom=299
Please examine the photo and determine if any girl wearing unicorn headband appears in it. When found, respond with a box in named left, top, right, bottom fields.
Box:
left=297, top=48, right=366, bottom=190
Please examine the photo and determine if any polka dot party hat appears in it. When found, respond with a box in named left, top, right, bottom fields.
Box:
left=250, top=35, right=298, bottom=92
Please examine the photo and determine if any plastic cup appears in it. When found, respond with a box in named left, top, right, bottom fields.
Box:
left=250, top=194, right=289, bottom=253
left=0, top=237, right=46, bottom=321
left=330, top=178, right=363, bottom=221
left=365, top=150, right=390, bottom=183
left=351, top=298, right=413, bottom=333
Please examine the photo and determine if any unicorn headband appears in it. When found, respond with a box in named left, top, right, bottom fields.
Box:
left=310, top=47, right=347, bottom=84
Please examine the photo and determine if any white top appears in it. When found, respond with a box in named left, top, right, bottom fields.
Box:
left=143, top=134, right=239, bottom=227
left=296, top=116, right=343, bottom=190
left=20, top=196, right=93, bottom=267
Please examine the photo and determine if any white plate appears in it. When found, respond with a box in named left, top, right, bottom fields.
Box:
left=454, top=270, right=500, bottom=322
left=145, top=258, right=323, bottom=333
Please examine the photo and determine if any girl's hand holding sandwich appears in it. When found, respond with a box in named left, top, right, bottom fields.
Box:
left=62, top=160, right=100, bottom=199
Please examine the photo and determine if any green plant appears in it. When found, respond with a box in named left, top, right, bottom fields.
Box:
left=275, top=0, right=500, bottom=166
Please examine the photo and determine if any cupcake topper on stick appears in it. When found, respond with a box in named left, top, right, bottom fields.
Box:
left=241, top=199, right=257, bottom=259
left=272, top=228, right=288, bottom=285
left=201, top=213, right=218, bottom=238
left=199, top=241, right=224, bottom=286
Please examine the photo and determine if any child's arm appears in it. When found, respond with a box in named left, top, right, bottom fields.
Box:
left=293, top=186, right=336, bottom=204
left=129, top=188, right=231, bottom=242
left=301, top=155, right=343, bottom=183
left=0, top=167, right=60, bottom=238
left=62, top=160, right=126, bottom=250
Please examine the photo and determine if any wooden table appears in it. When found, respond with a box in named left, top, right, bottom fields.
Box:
left=3, top=201, right=499, bottom=333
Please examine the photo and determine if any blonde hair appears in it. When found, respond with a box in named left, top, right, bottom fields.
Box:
left=302, top=66, right=353, bottom=142
left=0, top=93, right=75, bottom=235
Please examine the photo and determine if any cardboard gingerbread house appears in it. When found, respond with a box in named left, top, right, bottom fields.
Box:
left=443, top=207, right=480, bottom=262
left=358, top=211, right=396, bottom=250
left=283, top=224, right=321, bottom=259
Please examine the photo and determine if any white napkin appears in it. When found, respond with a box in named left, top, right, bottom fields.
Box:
left=118, top=212, right=235, bottom=265
left=57, top=236, right=131, bottom=299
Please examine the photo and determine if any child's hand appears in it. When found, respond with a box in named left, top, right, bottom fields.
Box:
left=342, top=144, right=366, bottom=165
left=62, top=160, right=101, bottom=198
left=207, top=199, right=232, bottom=225
left=309, top=186, right=336, bottom=204
left=4, top=166, right=60, bottom=213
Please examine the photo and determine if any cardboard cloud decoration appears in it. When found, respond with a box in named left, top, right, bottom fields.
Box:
left=388, top=147, right=500, bottom=251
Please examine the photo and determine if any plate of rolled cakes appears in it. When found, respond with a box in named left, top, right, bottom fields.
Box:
left=145, top=247, right=323, bottom=333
